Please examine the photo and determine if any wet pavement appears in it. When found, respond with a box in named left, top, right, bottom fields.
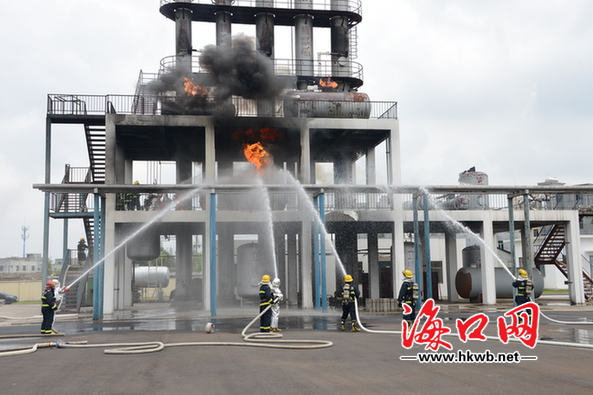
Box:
left=2, top=296, right=593, bottom=394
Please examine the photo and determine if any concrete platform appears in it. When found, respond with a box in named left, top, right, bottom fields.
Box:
left=1, top=298, right=593, bottom=394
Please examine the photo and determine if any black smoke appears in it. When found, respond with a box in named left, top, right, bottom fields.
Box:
left=199, top=33, right=287, bottom=102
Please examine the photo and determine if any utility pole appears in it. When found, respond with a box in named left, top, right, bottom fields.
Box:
left=21, top=225, right=30, bottom=258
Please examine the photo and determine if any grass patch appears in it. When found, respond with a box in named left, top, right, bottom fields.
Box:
left=542, top=289, right=569, bottom=294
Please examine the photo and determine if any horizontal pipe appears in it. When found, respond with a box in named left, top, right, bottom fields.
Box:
left=32, top=183, right=593, bottom=195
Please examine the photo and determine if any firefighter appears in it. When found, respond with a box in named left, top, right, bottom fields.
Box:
left=77, top=238, right=88, bottom=265
left=513, top=269, right=534, bottom=322
left=340, top=274, right=361, bottom=332
left=397, top=269, right=418, bottom=328
left=41, top=281, right=59, bottom=334
left=259, top=274, right=274, bottom=332
left=270, top=277, right=283, bottom=332
left=126, top=180, right=141, bottom=210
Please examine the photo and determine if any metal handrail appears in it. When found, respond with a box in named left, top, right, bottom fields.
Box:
left=159, top=0, right=362, bottom=15
left=157, top=55, right=363, bottom=81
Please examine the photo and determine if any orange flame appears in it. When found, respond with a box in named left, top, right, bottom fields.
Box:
left=259, top=127, right=280, bottom=142
left=319, top=78, right=338, bottom=88
left=243, top=142, right=271, bottom=172
left=184, top=77, right=207, bottom=97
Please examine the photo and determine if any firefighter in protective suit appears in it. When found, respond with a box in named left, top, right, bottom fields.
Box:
left=397, top=270, right=418, bottom=328
left=259, top=274, right=274, bottom=332
left=41, top=281, right=59, bottom=334
left=340, top=274, right=361, bottom=332
left=270, top=277, right=283, bottom=332
left=77, top=238, right=88, bottom=265
left=512, top=269, right=534, bottom=322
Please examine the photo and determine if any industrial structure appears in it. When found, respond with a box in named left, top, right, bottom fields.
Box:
left=35, top=1, right=592, bottom=319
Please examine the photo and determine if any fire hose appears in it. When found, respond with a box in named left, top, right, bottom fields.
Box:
left=0, top=301, right=332, bottom=357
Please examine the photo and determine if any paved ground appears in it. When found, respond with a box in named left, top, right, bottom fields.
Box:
left=1, top=297, right=593, bottom=395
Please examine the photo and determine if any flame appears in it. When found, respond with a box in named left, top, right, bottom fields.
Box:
left=183, top=77, right=207, bottom=97
left=260, top=127, right=280, bottom=142
left=232, top=127, right=280, bottom=142
left=319, top=78, right=338, bottom=88
left=243, top=142, right=271, bottom=172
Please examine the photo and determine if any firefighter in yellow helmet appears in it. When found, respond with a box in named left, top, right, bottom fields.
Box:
left=512, top=269, right=534, bottom=322
left=259, top=274, right=274, bottom=332
left=126, top=181, right=142, bottom=211
left=340, top=274, right=361, bottom=331
left=397, top=269, right=418, bottom=328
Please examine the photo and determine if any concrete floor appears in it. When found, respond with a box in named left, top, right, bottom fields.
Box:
left=1, top=297, right=593, bottom=394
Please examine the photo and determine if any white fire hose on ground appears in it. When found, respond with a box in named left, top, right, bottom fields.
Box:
left=0, top=300, right=332, bottom=357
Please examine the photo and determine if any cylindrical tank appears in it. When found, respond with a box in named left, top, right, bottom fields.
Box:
left=126, top=228, right=160, bottom=261
left=284, top=91, right=371, bottom=118
left=215, top=10, right=232, bottom=48
left=256, top=12, right=274, bottom=57
left=294, top=14, right=314, bottom=83
left=236, top=243, right=274, bottom=298
left=455, top=267, right=544, bottom=302
left=134, top=266, right=170, bottom=288
left=458, top=168, right=489, bottom=209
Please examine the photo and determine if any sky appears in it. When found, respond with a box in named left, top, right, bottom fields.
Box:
left=0, top=0, right=592, bottom=259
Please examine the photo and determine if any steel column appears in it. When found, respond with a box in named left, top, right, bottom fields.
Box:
left=210, top=191, right=217, bottom=316
left=423, top=194, right=432, bottom=300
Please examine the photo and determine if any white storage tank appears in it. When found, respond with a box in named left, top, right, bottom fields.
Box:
left=134, top=266, right=170, bottom=288
left=458, top=167, right=489, bottom=209
left=236, top=243, right=274, bottom=298
left=284, top=91, right=371, bottom=119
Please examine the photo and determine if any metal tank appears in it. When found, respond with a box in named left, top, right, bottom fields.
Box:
left=458, top=167, right=489, bottom=209
left=455, top=246, right=544, bottom=302
left=125, top=227, right=160, bottom=261
left=134, top=266, right=170, bottom=288
left=236, top=243, right=274, bottom=298
left=284, top=91, right=371, bottom=118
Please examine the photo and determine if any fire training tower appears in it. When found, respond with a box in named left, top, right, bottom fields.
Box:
left=39, top=0, right=403, bottom=317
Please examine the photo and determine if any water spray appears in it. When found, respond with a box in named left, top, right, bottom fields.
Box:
left=64, top=186, right=205, bottom=291
left=417, top=189, right=593, bottom=326
left=280, top=169, right=347, bottom=276
left=255, top=176, right=278, bottom=278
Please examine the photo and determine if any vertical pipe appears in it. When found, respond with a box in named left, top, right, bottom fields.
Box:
left=508, top=195, right=517, bottom=305
left=523, top=191, right=533, bottom=275
left=99, top=196, right=106, bottom=313
left=175, top=6, right=193, bottom=74
left=294, top=9, right=314, bottom=90
left=423, top=194, right=432, bottom=300
left=216, top=11, right=232, bottom=48
left=93, top=192, right=103, bottom=320
left=319, top=192, right=327, bottom=312
left=313, top=196, right=320, bottom=310
left=255, top=11, right=274, bottom=57
left=210, top=191, right=217, bottom=317
left=413, top=195, right=422, bottom=305
left=62, top=219, right=69, bottom=270
left=42, top=117, right=51, bottom=290
left=508, top=195, right=517, bottom=272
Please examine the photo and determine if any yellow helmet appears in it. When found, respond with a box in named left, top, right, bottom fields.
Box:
left=344, top=274, right=353, bottom=282
left=134, top=180, right=140, bottom=185
left=261, top=274, right=271, bottom=282
left=80, top=238, right=85, bottom=242
left=403, top=269, right=413, bottom=278
left=518, top=269, right=528, bottom=278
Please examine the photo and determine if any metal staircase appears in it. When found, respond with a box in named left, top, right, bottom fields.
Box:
left=534, top=224, right=593, bottom=301
left=534, top=225, right=566, bottom=264
left=84, top=124, right=106, bottom=183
